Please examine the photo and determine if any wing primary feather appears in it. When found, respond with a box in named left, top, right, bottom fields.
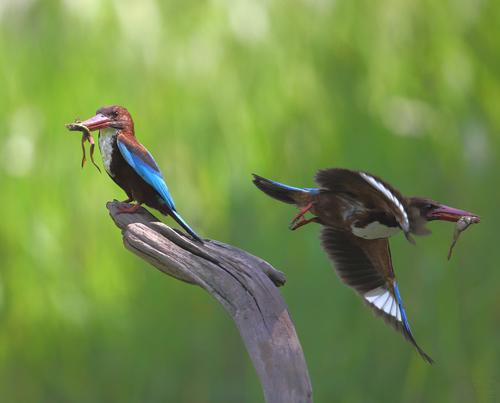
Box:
left=320, top=226, right=433, bottom=363
left=393, top=283, right=434, bottom=363
left=387, top=296, right=395, bottom=318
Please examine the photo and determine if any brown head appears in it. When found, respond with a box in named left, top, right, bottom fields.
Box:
left=407, top=197, right=480, bottom=235
left=76, top=105, right=134, bottom=134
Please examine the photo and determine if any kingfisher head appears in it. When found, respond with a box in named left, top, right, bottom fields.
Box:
left=407, top=197, right=480, bottom=234
left=77, top=105, right=134, bottom=134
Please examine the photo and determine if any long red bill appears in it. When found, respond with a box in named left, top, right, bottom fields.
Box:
left=429, top=204, right=480, bottom=222
left=74, top=113, right=111, bottom=131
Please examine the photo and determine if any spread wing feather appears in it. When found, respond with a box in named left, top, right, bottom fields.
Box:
left=320, top=226, right=433, bottom=363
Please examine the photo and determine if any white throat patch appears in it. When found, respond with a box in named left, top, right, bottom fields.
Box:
left=98, top=127, right=117, bottom=176
left=359, top=172, right=409, bottom=232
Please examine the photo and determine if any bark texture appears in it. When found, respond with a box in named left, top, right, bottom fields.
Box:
left=107, top=201, right=313, bottom=403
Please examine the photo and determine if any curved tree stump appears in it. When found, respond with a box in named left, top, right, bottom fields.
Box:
left=107, top=201, right=313, bottom=403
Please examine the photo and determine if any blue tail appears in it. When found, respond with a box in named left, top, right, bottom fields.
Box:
left=170, top=209, right=203, bottom=243
left=252, top=174, right=318, bottom=204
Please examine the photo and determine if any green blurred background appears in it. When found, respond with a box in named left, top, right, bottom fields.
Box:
left=0, top=0, right=498, bottom=402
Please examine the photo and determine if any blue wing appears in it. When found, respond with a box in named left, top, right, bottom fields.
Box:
left=117, top=134, right=203, bottom=242
left=116, top=136, right=176, bottom=211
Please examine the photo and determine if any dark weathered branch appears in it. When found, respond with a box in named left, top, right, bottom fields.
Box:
left=107, top=201, right=313, bottom=403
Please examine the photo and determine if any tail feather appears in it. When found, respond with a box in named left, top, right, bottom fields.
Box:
left=170, top=209, right=203, bottom=243
left=252, top=174, right=315, bottom=204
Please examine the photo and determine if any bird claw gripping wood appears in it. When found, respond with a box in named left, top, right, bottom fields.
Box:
left=447, top=215, right=480, bottom=260
left=66, top=121, right=101, bottom=173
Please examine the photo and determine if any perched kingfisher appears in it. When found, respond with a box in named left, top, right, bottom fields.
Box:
left=74, top=105, right=203, bottom=242
left=253, top=168, right=480, bottom=363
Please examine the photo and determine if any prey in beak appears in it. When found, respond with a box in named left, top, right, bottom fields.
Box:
left=412, top=197, right=481, bottom=260
left=67, top=113, right=112, bottom=132
left=427, top=203, right=481, bottom=260
left=65, top=113, right=111, bottom=173
left=447, top=215, right=480, bottom=260
left=409, top=197, right=481, bottom=259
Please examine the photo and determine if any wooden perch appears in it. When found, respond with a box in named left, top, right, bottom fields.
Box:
left=107, top=201, right=313, bottom=403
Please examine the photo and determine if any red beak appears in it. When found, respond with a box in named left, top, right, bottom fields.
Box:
left=77, top=113, right=112, bottom=131
left=429, top=204, right=480, bottom=222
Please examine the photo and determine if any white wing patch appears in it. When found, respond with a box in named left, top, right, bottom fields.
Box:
left=359, top=172, right=410, bottom=232
left=364, top=286, right=402, bottom=322
left=351, top=221, right=401, bottom=239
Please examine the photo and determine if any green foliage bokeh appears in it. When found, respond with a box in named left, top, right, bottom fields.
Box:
left=0, top=1, right=499, bottom=402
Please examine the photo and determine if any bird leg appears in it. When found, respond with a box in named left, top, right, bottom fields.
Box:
left=289, top=202, right=313, bottom=230
left=117, top=203, right=142, bottom=214
left=290, top=216, right=320, bottom=231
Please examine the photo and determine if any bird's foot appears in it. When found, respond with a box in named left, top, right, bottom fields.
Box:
left=116, top=203, right=142, bottom=214
left=121, top=197, right=134, bottom=203
left=290, top=216, right=320, bottom=231
left=289, top=203, right=313, bottom=229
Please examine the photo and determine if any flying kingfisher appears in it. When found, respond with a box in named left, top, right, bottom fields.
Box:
left=253, top=168, right=480, bottom=363
left=71, top=105, right=203, bottom=242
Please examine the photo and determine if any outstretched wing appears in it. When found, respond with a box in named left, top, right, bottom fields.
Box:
left=320, top=226, right=433, bottom=363
left=315, top=168, right=410, bottom=235
left=116, top=133, right=176, bottom=211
